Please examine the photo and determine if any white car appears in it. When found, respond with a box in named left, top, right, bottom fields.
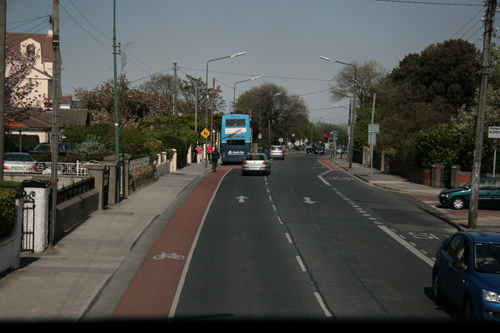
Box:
left=4, top=152, right=37, bottom=173
left=242, top=153, right=271, bottom=176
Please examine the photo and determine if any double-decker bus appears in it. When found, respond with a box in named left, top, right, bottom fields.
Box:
left=220, top=114, right=251, bottom=163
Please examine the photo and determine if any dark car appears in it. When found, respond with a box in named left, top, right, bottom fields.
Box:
left=314, top=146, right=324, bottom=154
left=432, top=231, right=500, bottom=322
left=29, top=142, right=78, bottom=156
left=438, top=178, right=500, bottom=210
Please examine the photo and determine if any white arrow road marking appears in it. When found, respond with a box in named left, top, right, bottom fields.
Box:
left=303, top=197, right=316, bottom=204
left=236, top=196, right=248, bottom=203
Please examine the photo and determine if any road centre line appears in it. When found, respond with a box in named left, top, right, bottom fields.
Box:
left=314, top=292, right=333, bottom=318
left=295, top=256, right=307, bottom=272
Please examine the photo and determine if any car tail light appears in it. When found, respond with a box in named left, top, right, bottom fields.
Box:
left=263, top=162, right=268, bottom=165
left=29, top=165, right=36, bottom=171
left=242, top=161, right=247, bottom=165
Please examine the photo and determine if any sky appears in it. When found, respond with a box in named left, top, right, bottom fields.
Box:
left=6, top=0, right=488, bottom=125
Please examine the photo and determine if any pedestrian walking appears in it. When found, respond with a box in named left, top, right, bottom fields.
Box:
left=196, top=145, right=203, bottom=164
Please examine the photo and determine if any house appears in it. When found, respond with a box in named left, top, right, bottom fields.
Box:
left=5, top=30, right=88, bottom=146
left=6, top=30, right=60, bottom=107
left=5, top=108, right=89, bottom=147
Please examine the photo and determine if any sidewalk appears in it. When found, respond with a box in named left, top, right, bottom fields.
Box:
left=0, top=155, right=499, bottom=323
left=0, top=162, right=211, bottom=323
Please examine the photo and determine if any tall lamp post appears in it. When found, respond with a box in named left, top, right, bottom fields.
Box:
left=233, top=76, right=261, bottom=113
left=205, top=52, right=246, bottom=167
left=320, top=56, right=357, bottom=168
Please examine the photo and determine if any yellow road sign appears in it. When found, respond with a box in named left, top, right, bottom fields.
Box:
left=200, top=128, right=210, bottom=139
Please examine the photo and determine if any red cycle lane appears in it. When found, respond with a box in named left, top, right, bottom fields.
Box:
left=111, top=166, right=234, bottom=320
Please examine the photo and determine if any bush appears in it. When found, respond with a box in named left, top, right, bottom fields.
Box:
left=0, top=188, right=17, bottom=238
left=0, top=181, right=22, bottom=189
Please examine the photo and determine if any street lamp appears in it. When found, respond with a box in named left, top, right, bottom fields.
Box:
left=204, top=52, right=246, bottom=166
left=320, top=56, right=357, bottom=168
left=233, top=76, right=261, bottom=113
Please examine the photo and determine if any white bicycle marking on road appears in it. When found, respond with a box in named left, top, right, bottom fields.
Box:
left=153, top=252, right=185, bottom=260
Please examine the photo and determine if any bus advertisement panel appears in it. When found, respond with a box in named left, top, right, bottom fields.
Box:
left=221, top=114, right=251, bottom=163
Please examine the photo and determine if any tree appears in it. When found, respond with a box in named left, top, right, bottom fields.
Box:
left=5, top=42, right=45, bottom=122
left=388, top=39, right=479, bottom=110
left=138, top=73, right=176, bottom=115
left=235, top=83, right=309, bottom=146
left=328, top=60, right=386, bottom=110
left=180, top=74, right=225, bottom=116
left=377, top=39, right=480, bottom=152
left=74, top=75, right=156, bottom=128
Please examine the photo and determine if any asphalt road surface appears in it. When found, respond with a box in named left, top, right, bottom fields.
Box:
left=98, top=153, right=462, bottom=323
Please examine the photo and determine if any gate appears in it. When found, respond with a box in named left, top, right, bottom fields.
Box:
left=21, top=191, right=36, bottom=252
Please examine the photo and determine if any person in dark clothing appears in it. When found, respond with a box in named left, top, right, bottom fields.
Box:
left=211, top=147, right=220, bottom=171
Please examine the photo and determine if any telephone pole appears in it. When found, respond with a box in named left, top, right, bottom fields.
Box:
left=0, top=0, right=6, bottom=182
left=50, top=0, right=60, bottom=246
left=468, top=0, right=497, bottom=229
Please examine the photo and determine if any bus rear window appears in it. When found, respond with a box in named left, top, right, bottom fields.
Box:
left=225, top=119, right=246, bottom=127
left=227, top=140, right=245, bottom=145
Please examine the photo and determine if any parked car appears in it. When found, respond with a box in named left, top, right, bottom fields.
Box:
left=268, top=145, right=284, bottom=160
left=438, top=178, right=500, bottom=210
left=314, top=146, right=324, bottom=154
left=242, top=153, right=271, bottom=176
left=29, top=142, right=78, bottom=156
left=432, top=231, right=500, bottom=322
left=306, top=145, right=314, bottom=154
left=3, top=152, right=36, bottom=173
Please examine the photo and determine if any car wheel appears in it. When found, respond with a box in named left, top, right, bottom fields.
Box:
left=451, top=197, right=466, bottom=210
left=464, top=296, right=475, bottom=323
left=242, top=171, right=246, bottom=176
left=432, top=274, right=443, bottom=301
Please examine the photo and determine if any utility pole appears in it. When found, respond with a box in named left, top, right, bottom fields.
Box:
left=468, top=0, right=497, bottom=229
left=0, top=0, right=6, bottom=182
left=50, top=0, right=60, bottom=246
left=173, top=62, right=178, bottom=116
left=211, top=78, right=215, bottom=146
left=113, top=0, right=120, bottom=204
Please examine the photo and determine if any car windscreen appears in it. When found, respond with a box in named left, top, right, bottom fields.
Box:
left=475, top=242, right=500, bottom=273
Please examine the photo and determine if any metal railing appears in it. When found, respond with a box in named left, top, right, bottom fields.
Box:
left=35, top=160, right=101, bottom=176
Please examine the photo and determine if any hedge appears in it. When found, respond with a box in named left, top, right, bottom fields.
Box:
left=0, top=188, right=17, bottom=238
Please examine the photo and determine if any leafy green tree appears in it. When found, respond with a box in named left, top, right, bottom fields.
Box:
left=377, top=39, right=479, bottom=153
left=235, top=83, right=308, bottom=146
left=388, top=39, right=479, bottom=110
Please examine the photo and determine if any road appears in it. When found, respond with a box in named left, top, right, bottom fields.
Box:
left=100, top=153, right=462, bottom=322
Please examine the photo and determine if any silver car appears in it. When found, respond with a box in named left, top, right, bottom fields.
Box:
left=242, top=153, right=271, bottom=176
left=268, top=145, right=285, bottom=160
left=4, top=152, right=37, bottom=173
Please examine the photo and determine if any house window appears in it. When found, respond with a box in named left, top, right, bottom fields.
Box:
left=26, top=44, right=35, bottom=57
